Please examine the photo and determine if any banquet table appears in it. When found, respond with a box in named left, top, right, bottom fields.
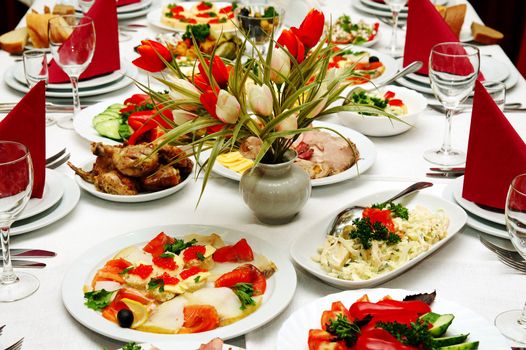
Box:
left=1, top=0, right=526, bottom=349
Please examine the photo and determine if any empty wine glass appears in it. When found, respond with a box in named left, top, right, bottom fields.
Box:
left=424, top=42, right=480, bottom=166
left=0, top=141, right=36, bottom=302
left=383, top=0, right=407, bottom=56
left=78, top=0, right=95, bottom=13
left=22, top=49, right=55, bottom=127
left=495, top=173, right=526, bottom=343
left=236, top=4, right=284, bottom=56
left=48, top=14, right=96, bottom=130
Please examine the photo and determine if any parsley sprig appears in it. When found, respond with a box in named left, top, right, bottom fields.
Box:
left=372, top=202, right=409, bottom=220
left=84, top=289, right=115, bottom=311
left=148, top=277, right=165, bottom=293
left=376, top=320, right=433, bottom=349
left=164, top=238, right=197, bottom=255
left=182, top=24, right=211, bottom=43
left=232, top=283, right=256, bottom=310
left=350, top=217, right=401, bottom=249
left=325, top=314, right=362, bottom=347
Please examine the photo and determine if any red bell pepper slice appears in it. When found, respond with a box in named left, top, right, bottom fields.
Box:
left=212, top=239, right=254, bottom=263
left=349, top=300, right=431, bottom=320
left=355, top=328, right=418, bottom=350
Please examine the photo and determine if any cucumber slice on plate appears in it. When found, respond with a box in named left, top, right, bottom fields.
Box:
left=94, top=119, right=122, bottom=141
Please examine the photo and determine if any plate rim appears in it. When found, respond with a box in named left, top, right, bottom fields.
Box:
left=61, top=224, right=297, bottom=343
left=18, top=169, right=65, bottom=221
left=73, top=97, right=125, bottom=145
left=118, top=4, right=152, bottom=19
left=351, top=0, right=408, bottom=19
left=117, top=0, right=153, bottom=13
left=289, top=190, right=467, bottom=289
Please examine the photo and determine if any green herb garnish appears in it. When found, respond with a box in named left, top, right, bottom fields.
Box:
left=325, top=314, right=362, bottom=347
left=159, top=252, right=174, bottom=258
left=339, top=15, right=351, bottom=33
left=372, top=202, right=409, bottom=220
left=377, top=321, right=433, bottom=349
left=164, top=238, right=197, bottom=255
left=119, top=266, right=133, bottom=275
left=350, top=217, right=401, bottom=249
left=196, top=252, right=205, bottom=261
left=84, top=289, right=115, bottom=311
left=182, top=24, right=211, bottom=43
left=148, top=277, right=165, bottom=293
left=194, top=275, right=201, bottom=283
left=122, top=342, right=143, bottom=350
left=232, top=282, right=256, bottom=310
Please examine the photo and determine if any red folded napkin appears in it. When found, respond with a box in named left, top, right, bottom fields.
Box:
left=0, top=81, right=46, bottom=198
left=403, top=0, right=459, bottom=75
left=462, top=80, right=526, bottom=210
left=117, top=0, right=141, bottom=6
left=48, top=0, right=120, bottom=83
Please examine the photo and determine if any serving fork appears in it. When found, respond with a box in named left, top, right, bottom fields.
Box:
left=479, top=235, right=526, bottom=273
left=5, top=337, right=23, bottom=350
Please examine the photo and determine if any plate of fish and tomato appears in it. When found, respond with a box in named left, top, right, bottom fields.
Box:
left=290, top=189, right=467, bottom=289
left=62, top=224, right=296, bottom=343
left=208, top=121, right=377, bottom=187
left=330, top=14, right=381, bottom=48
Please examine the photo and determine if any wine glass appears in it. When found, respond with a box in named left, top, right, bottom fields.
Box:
left=78, top=0, right=95, bottom=13
left=22, top=49, right=55, bottom=127
left=383, top=0, right=407, bottom=56
left=482, top=81, right=506, bottom=111
left=495, top=173, right=526, bottom=343
left=236, top=4, right=284, bottom=56
left=0, top=141, right=36, bottom=302
left=48, top=15, right=96, bottom=130
left=424, top=42, right=480, bottom=166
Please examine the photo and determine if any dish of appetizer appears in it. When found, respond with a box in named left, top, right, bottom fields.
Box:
left=236, top=5, right=283, bottom=46
left=148, top=2, right=237, bottom=32
left=68, top=142, right=193, bottom=202
left=117, top=338, right=244, bottom=350
left=290, top=190, right=467, bottom=289
left=210, top=121, right=377, bottom=187
left=331, top=15, right=380, bottom=47
left=277, top=288, right=507, bottom=349
left=62, top=224, right=297, bottom=343
left=338, top=86, right=427, bottom=137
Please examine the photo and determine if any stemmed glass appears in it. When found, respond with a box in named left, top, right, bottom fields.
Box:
left=22, top=49, right=55, bottom=127
left=482, top=81, right=506, bottom=111
left=495, top=173, right=526, bottom=343
left=236, top=4, right=284, bottom=56
left=48, top=15, right=96, bottom=130
left=0, top=141, right=36, bottom=302
left=383, top=0, right=407, bottom=56
left=78, top=0, right=95, bottom=13
left=425, top=42, right=480, bottom=166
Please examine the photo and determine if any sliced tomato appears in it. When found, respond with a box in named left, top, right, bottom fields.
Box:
left=219, top=5, right=233, bottom=13
left=362, top=208, right=395, bottom=233
left=180, top=266, right=207, bottom=280
left=308, top=329, right=346, bottom=350
left=196, top=12, right=211, bottom=18
left=152, top=255, right=178, bottom=270
left=196, top=1, right=213, bottom=11
left=183, top=245, right=207, bottom=262
left=212, top=239, right=254, bottom=263
left=143, top=232, right=175, bottom=256
left=170, top=5, right=184, bottom=14
left=214, top=264, right=266, bottom=295
left=179, top=305, right=220, bottom=333
left=128, top=264, right=154, bottom=279
left=388, top=99, right=404, bottom=107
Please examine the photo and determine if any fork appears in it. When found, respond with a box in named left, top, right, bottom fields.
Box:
left=5, top=337, right=23, bottom=350
left=46, top=152, right=70, bottom=170
left=479, top=235, right=526, bottom=272
left=0, top=324, right=4, bottom=336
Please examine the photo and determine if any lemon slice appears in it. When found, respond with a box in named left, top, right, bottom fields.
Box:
left=121, top=298, right=149, bottom=328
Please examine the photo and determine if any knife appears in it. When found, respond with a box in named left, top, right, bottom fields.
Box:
left=428, top=103, right=526, bottom=114
left=0, top=249, right=56, bottom=258
left=0, top=260, right=46, bottom=268
left=429, top=167, right=465, bottom=173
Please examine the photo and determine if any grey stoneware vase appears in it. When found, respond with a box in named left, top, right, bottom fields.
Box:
left=239, top=150, right=311, bottom=224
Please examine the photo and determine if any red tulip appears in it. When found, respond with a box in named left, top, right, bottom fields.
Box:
left=200, top=90, right=219, bottom=119
left=132, top=40, right=172, bottom=72
left=294, top=9, right=325, bottom=49
left=277, top=29, right=305, bottom=63
left=198, top=56, right=230, bottom=89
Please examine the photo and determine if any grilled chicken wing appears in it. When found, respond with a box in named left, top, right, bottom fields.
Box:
left=112, top=144, right=160, bottom=177
left=140, top=166, right=182, bottom=191
left=94, top=171, right=139, bottom=195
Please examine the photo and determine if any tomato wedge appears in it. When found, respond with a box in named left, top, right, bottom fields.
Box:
left=143, top=232, right=175, bottom=256
left=308, top=329, right=347, bottom=350
left=212, top=239, right=254, bottom=263
left=179, top=305, right=220, bottom=333
left=214, top=264, right=266, bottom=295
left=321, top=301, right=354, bottom=330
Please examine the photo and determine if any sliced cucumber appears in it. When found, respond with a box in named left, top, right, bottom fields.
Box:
left=437, top=341, right=479, bottom=350
left=93, top=114, right=121, bottom=126
left=108, top=103, right=126, bottom=110
left=118, top=124, right=133, bottom=140
left=94, top=119, right=122, bottom=141
left=419, top=312, right=454, bottom=337
left=432, top=334, right=469, bottom=347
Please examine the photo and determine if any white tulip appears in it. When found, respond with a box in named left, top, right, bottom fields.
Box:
left=216, top=90, right=241, bottom=124
left=270, top=47, right=291, bottom=84
left=247, top=84, right=273, bottom=117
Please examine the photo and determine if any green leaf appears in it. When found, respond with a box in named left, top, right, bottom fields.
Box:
left=232, top=283, right=256, bottom=310
left=84, top=289, right=115, bottom=311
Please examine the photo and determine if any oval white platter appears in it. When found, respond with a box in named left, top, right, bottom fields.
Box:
left=277, top=288, right=508, bottom=350
left=209, top=121, right=377, bottom=187
left=290, top=190, right=467, bottom=289
left=62, top=224, right=297, bottom=343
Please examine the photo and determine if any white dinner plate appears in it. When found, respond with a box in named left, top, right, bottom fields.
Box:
left=62, top=224, right=297, bottom=343
left=18, top=170, right=65, bottom=221
left=11, top=172, right=80, bottom=236
left=73, top=97, right=126, bottom=145
left=290, top=190, right=467, bottom=289
left=12, top=61, right=127, bottom=91
left=443, top=181, right=508, bottom=239
left=451, top=175, right=505, bottom=226
left=330, top=18, right=381, bottom=48
left=208, top=121, right=377, bottom=187
left=4, top=61, right=138, bottom=98
left=124, top=343, right=243, bottom=350
left=277, top=288, right=508, bottom=350
left=117, top=0, right=153, bottom=13
left=73, top=160, right=194, bottom=203
left=341, top=45, right=398, bottom=88
left=118, top=4, right=152, bottom=20
left=352, top=0, right=408, bottom=19
left=147, top=3, right=236, bottom=33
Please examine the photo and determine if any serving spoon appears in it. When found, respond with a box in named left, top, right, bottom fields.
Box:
left=327, top=181, right=433, bottom=237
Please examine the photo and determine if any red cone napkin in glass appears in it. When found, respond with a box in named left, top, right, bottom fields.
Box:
left=462, top=80, right=526, bottom=210
left=117, top=0, right=141, bottom=6
left=48, top=0, right=120, bottom=83
left=403, top=0, right=459, bottom=75
left=0, top=81, right=46, bottom=198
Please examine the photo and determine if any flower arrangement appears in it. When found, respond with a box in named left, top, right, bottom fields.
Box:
left=131, top=9, right=391, bottom=196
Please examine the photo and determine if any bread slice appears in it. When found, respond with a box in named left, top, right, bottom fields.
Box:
left=471, top=22, right=503, bottom=45
left=52, top=4, right=75, bottom=16
left=443, top=4, right=466, bottom=38
left=0, top=27, right=28, bottom=54
left=26, top=13, right=57, bottom=48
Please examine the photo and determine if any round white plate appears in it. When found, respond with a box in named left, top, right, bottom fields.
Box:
left=117, top=0, right=153, bottom=13
left=277, top=288, right=508, bottom=350
left=11, top=172, right=80, bottom=236
left=118, top=4, right=152, bottom=20
left=360, top=0, right=408, bottom=13
left=332, top=19, right=381, bottom=48
left=18, top=169, right=65, bottom=221
left=125, top=343, right=243, bottom=350
left=147, top=3, right=236, bottom=33
left=443, top=181, right=508, bottom=239
left=209, top=121, right=377, bottom=187
left=5, top=61, right=137, bottom=98
left=340, top=45, right=398, bottom=88
left=451, top=175, right=505, bottom=226
left=13, top=61, right=126, bottom=91
left=352, top=0, right=408, bottom=19
left=73, top=160, right=194, bottom=203
left=73, top=97, right=127, bottom=145
left=290, top=190, right=467, bottom=289
left=62, top=224, right=297, bottom=343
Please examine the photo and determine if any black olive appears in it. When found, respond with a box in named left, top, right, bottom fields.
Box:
left=240, top=8, right=250, bottom=16
left=117, top=309, right=134, bottom=328
left=369, top=56, right=380, bottom=63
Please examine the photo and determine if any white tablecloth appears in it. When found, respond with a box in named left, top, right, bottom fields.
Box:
left=1, top=0, right=526, bottom=349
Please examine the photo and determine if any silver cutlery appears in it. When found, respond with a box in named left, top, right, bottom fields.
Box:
left=5, top=337, right=23, bottom=350
left=0, top=249, right=56, bottom=258
left=0, top=324, right=4, bottom=336
left=327, top=181, right=433, bottom=237
left=428, top=103, right=524, bottom=114
left=46, top=152, right=70, bottom=170
left=0, top=260, right=46, bottom=268
left=479, top=235, right=526, bottom=272
left=426, top=167, right=465, bottom=178
left=125, top=23, right=147, bottom=28
left=119, top=26, right=138, bottom=33
left=46, top=148, right=67, bottom=165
